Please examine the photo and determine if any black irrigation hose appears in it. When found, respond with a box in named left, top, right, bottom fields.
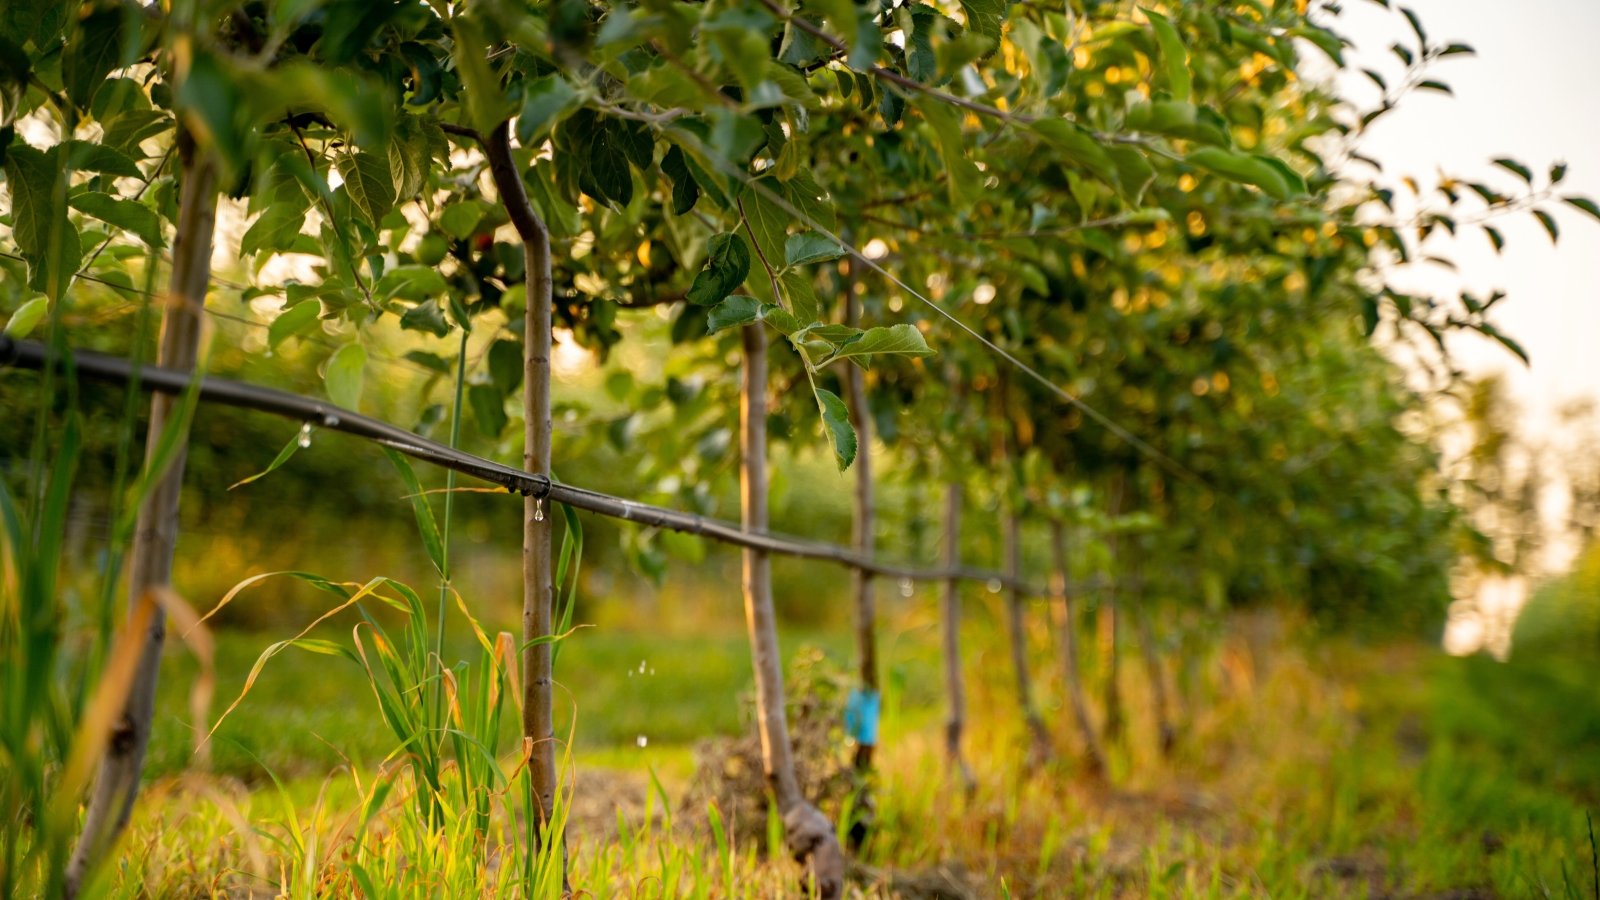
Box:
left=1, top=337, right=1063, bottom=595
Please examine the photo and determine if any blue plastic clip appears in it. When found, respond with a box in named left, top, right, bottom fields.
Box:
left=844, top=688, right=881, bottom=746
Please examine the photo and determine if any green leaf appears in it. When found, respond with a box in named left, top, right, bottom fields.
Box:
left=338, top=151, right=397, bottom=226
left=62, top=5, right=126, bottom=111
left=1142, top=9, right=1190, bottom=103
left=382, top=448, right=448, bottom=576
left=1481, top=224, right=1504, bottom=253
left=269, top=300, right=321, bottom=349
left=1492, top=158, right=1533, bottom=184
left=468, top=383, right=508, bottom=438
left=451, top=16, right=513, bottom=135
left=557, top=111, right=635, bottom=207
left=782, top=171, right=837, bottom=233
left=175, top=48, right=247, bottom=175
left=1185, top=147, right=1291, bottom=200
left=957, top=0, right=1005, bottom=46
left=68, top=192, right=165, bottom=247
left=1292, top=25, right=1345, bottom=65
left=388, top=116, right=433, bottom=201
left=405, top=350, right=453, bottom=374
left=739, top=178, right=789, bottom=271
left=784, top=232, right=843, bottom=267
left=779, top=270, right=820, bottom=325
left=1532, top=208, right=1558, bottom=244
left=824, top=323, right=934, bottom=366
left=4, top=145, right=79, bottom=300
left=518, top=74, right=580, bottom=145
left=1485, top=327, right=1529, bottom=365
left=1031, top=119, right=1120, bottom=190
left=4, top=295, right=48, bottom=338
left=1123, top=100, right=1230, bottom=146
left=706, top=295, right=768, bottom=334
left=438, top=201, right=484, bottom=240
left=1562, top=195, right=1600, bottom=223
left=661, top=144, right=700, bottom=215
left=265, top=62, right=393, bottom=150
left=373, top=264, right=448, bottom=301
left=399, top=299, right=451, bottom=337
left=1107, top=145, right=1156, bottom=204
left=5, top=145, right=57, bottom=255
left=813, top=386, right=857, bottom=470
left=230, top=425, right=308, bottom=489
left=0, top=38, right=27, bottom=127
left=904, top=4, right=942, bottom=83
left=63, top=140, right=142, bottom=177
left=687, top=232, right=752, bottom=306
left=919, top=98, right=982, bottom=205
left=488, top=338, right=523, bottom=394
left=1400, top=6, right=1426, bottom=46
left=241, top=204, right=308, bottom=258
left=326, top=343, right=367, bottom=410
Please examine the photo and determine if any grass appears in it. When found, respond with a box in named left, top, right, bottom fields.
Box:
left=97, top=601, right=1600, bottom=898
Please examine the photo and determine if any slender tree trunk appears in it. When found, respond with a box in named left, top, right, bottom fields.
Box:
left=1051, top=521, right=1104, bottom=776
left=941, top=479, right=975, bottom=791
left=1132, top=570, right=1176, bottom=757
left=842, top=265, right=877, bottom=850
left=483, top=123, right=561, bottom=885
left=740, top=325, right=844, bottom=898
left=1100, top=474, right=1125, bottom=745
left=67, top=133, right=217, bottom=896
left=843, top=259, right=877, bottom=763
left=1005, top=512, right=1052, bottom=769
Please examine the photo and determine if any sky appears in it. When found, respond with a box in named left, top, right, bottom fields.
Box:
left=1332, top=0, right=1600, bottom=430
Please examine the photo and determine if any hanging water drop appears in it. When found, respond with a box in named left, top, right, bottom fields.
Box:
left=297, top=423, right=313, bottom=448
left=900, top=577, right=914, bottom=598
left=533, top=497, right=545, bottom=522
left=636, top=735, right=648, bottom=748
left=986, top=578, right=1003, bottom=594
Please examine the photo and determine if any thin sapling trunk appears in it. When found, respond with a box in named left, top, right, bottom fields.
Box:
left=941, top=478, right=976, bottom=792
left=67, top=133, right=217, bottom=896
left=482, top=122, right=562, bottom=885
left=740, top=324, right=845, bottom=898
left=843, top=265, right=878, bottom=850
left=1100, top=474, right=1126, bottom=745
left=1005, top=511, right=1053, bottom=770
left=1051, top=520, right=1104, bottom=776
left=1132, top=568, right=1176, bottom=757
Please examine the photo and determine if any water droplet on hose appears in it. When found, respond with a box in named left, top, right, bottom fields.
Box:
left=533, top=497, right=545, bottom=522
left=986, top=578, right=1003, bottom=594
left=900, top=578, right=914, bottom=598
left=298, top=423, right=313, bottom=448
left=636, top=735, right=648, bottom=748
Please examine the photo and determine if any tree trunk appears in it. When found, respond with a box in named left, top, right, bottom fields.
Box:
left=844, top=281, right=877, bottom=764
left=842, top=266, right=877, bottom=851
left=1132, top=570, right=1176, bottom=757
left=941, top=479, right=975, bottom=791
left=482, top=122, right=561, bottom=886
left=1005, top=512, right=1052, bottom=769
left=1100, top=474, right=1125, bottom=745
left=67, top=133, right=217, bottom=896
left=1050, top=521, right=1104, bottom=776
left=740, top=325, right=844, bottom=898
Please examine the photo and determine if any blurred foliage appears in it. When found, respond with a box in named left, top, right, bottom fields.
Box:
left=1514, top=542, right=1600, bottom=657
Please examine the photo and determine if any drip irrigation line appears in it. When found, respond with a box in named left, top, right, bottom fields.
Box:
left=0, top=337, right=1052, bottom=596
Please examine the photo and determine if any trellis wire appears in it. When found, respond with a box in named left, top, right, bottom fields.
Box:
left=1, top=336, right=1092, bottom=597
